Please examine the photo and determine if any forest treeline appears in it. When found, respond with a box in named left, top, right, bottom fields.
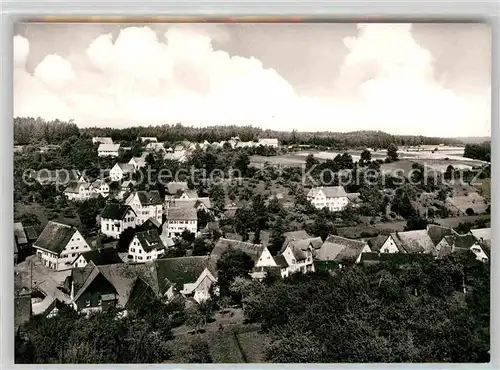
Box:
left=14, top=117, right=462, bottom=149
left=463, top=142, right=491, bottom=162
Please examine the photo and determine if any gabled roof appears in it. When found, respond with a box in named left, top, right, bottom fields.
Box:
left=92, top=179, right=107, bottom=189
left=24, top=225, right=39, bottom=242
left=389, top=230, right=435, bottom=254
left=34, top=221, right=78, bottom=255
left=211, top=238, right=265, bottom=263
left=121, top=180, right=137, bottom=189
left=101, top=203, right=135, bottom=220
left=73, top=247, right=123, bottom=266
left=136, top=190, right=162, bottom=206
left=316, top=235, right=369, bottom=263
left=154, top=256, right=217, bottom=292
left=135, top=229, right=165, bottom=252
left=168, top=198, right=212, bottom=210
left=98, top=143, right=120, bottom=152
left=470, top=228, right=491, bottom=246
left=445, top=234, right=479, bottom=250
left=367, top=235, right=389, bottom=252
left=64, top=181, right=88, bottom=194
left=166, top=182, right=188, bottom=195
left=14, top=222, right=28, bottom=245
left=179, top=190, right=198, bottom=199
left=307, top=186, right=348, bottom=198
left=167, top=207, right=198, bottom=221
left=93, top=137, right=113, bottom=144
left=71, top=266, right=95, bottom=294
left=283, top=230, right=312, bottom=242
left=427, top=225, right=456, bottom=246
left=273, top=255, right=289, bottom=268
left=282, top=237, right=322, bottom=261
left=115, top=163, right=134, bottom=173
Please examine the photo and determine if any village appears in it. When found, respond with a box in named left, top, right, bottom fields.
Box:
left=13, top=120, right=492, bottom=363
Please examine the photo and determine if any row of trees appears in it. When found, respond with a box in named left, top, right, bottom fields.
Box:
left=15, top=117, right=462, bottom=149
left=463, top=142, right=491, bottom=162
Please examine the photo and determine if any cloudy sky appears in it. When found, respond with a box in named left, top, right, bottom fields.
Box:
left=14, top=22, right=491, bottom=137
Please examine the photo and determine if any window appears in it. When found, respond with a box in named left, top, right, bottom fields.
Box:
left=384, top=248, right=389, bottom=253
left=139, top=249, right=142, bottom=254
left=97, top=296, right=102, bottom=306
left=131, top=248, right=135, bottom=253
left=85, top=299, right=91, bottom=307
left=292, top=259, right=296, bottom=264
left=106, top=224, right=109, bottom=231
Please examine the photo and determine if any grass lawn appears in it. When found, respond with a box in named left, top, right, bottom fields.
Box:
left=236, top=330, right=270, bottom=363
left=474, top=178, right=491, bottom=201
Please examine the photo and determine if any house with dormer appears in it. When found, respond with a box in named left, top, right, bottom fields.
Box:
left=33, top=221, right=91, bottom=270
left=128, top=229, right=166, bottom=263
left=125, top=190, right=163, bottom=226
left=100, top=203, right=137, bottom=238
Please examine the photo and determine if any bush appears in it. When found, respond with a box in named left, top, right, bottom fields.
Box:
left=466, top=208, right=475, bottom=216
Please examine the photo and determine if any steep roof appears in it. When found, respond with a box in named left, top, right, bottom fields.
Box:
left=34, top=221, right=77, bottom=255
left=14, top=222, right=28, bottom=245
left=446, top=234, right=479, bottom=250
left=167, top=198, right=212, bottom=210
left=179, top=189, right=198, bottom=199
left=307, top=186, right=347, bottom=198
left=389, top=230, right=435, bottom=254
left=283, top=230, right=312, bottom=242
left=427, top=225, right=456, bottom=246
left=367, top=235, right=389, bottom=252
left=316, top=235, right=369, bottom=263
left=24, top=225, right=39, bottom=242
left=273, top=255, right=289, bottom=268
left=136, top=190, right=162, bottom=206
left=74, top=247, right=123, bottom=266
left=211, top=238, right=265, bottom=263
left=116, top=163, right=134, bottom=173
left=14, top=295, right=31, bottom=329
left=167, top=207, right=198, bottom=221
left=135, top=229, right=165, bottom=252
left=280, top=235, right=322, bottom=254
left=154, top=256, right=216, bottom=292
left=470, top=228, right=491, bottom=247
left=98, top=143, right=120, bottom=152
left=101, top=203, right=135, bottom=220
left=64, top=181, right=85, bottom=194
left=284, top=238, right=322, bottom=261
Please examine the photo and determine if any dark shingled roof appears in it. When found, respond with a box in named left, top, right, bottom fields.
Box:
left=211, top=238, right=264, bottom=263
left=73, top=247, right=123, bottom=266
left=101, top=203, right=135, bottom=220
left=24, top=225, right=39, bottom=242
left=167, top=207, right=198, bottom=221
left=367, top=235, right=389, bottom=252
left=445, top=234, right=478, bottom=250
left=14, top=295, right=31, bottom=329
left=71, top=266, right=95, bottom=294
left=389, top=230, right=435, bottom=254
left=34, top=221, right=78, bottom=255
left=316, top=235, right=370, bottom=263
left=285, top=238, right=322, bottom=261
left=273, top=255, right=289, bottom=268
left=154, top=256, right=216, bottom=292
left=137, top=190, right=162, bottom=206
left=135, top=229, right=165, bottom=252
left=14, top=222, right=28, bottom=245
left=427, top=225, right=455, bottom=246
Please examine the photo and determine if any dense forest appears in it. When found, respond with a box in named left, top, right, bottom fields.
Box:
left=14, top=117, right=462, bottom=149
left=463, top=142, right=491, bottom=162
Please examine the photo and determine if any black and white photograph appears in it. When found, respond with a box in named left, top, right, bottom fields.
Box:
left=13, top=21, right=491, bottom=364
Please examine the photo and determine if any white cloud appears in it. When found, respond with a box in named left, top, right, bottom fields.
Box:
left=13, top=24, right=490, bottom=136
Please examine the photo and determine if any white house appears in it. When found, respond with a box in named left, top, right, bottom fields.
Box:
left=277, top=238, right=323, bottom=277
left=100, top=203, right=137, bottom=239
left=64, top=181, right=94, bottom=201
left=258, top=138, right=279, bottom=147
left=33, top=221, right=91, bottom=270
left=128, top=229, right=166, bottom=263
left=307, top=186, right=350, bottom=212
left=92, top=137, right=113, bottom=145
left=165, top=207, right=198, bottom=237
left=125, top=190, right=163, bottom=226
left=91, top=180, right=109, bottom=198
left=378, top=230, right=436, bottom=255
left=110, top=163, right=135, bottom=182
left=437, top=233, right=489, bottom=262
left=210, top=238, right=277, bottom=279
left=156, top=257, right=217, bottom=303
left=139, top=137, right=158, bottom=143
left=128, top=154, right=148, bottom=170
left=98, top=143, right=120, bottom=157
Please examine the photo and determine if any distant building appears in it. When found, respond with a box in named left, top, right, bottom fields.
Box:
left=139, top=137, right=158, bottom=143
left=98, top=143, right=120, bottom=157
left=110, top=163, right=135, bottom=182
left=128, top=153, right=148, bottom=170
left=100, top=203, right=137, bottom=239
left=437, top=233, right=489, bottom=262
left=34, top=221, right=91, bottom=270
left=316, top=235, right=371, bottom=266
left=92, top=137, right=113, bottom=145
left=307, top=186, right=350, bottom=212
left=91, top=180, right=109, bottom=198
left=64, top=181, right=94, bottom=201
left=277, top=237, right=323, bottom=277
left=258, top=138, right=279, bottom=147
left=378, top=230, right=436, bottom=255
left=126, top=190, right=163, bottom=226
left=165, top=207, right=198, bottom=237
left=128, top=229, right=166, bottom=263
